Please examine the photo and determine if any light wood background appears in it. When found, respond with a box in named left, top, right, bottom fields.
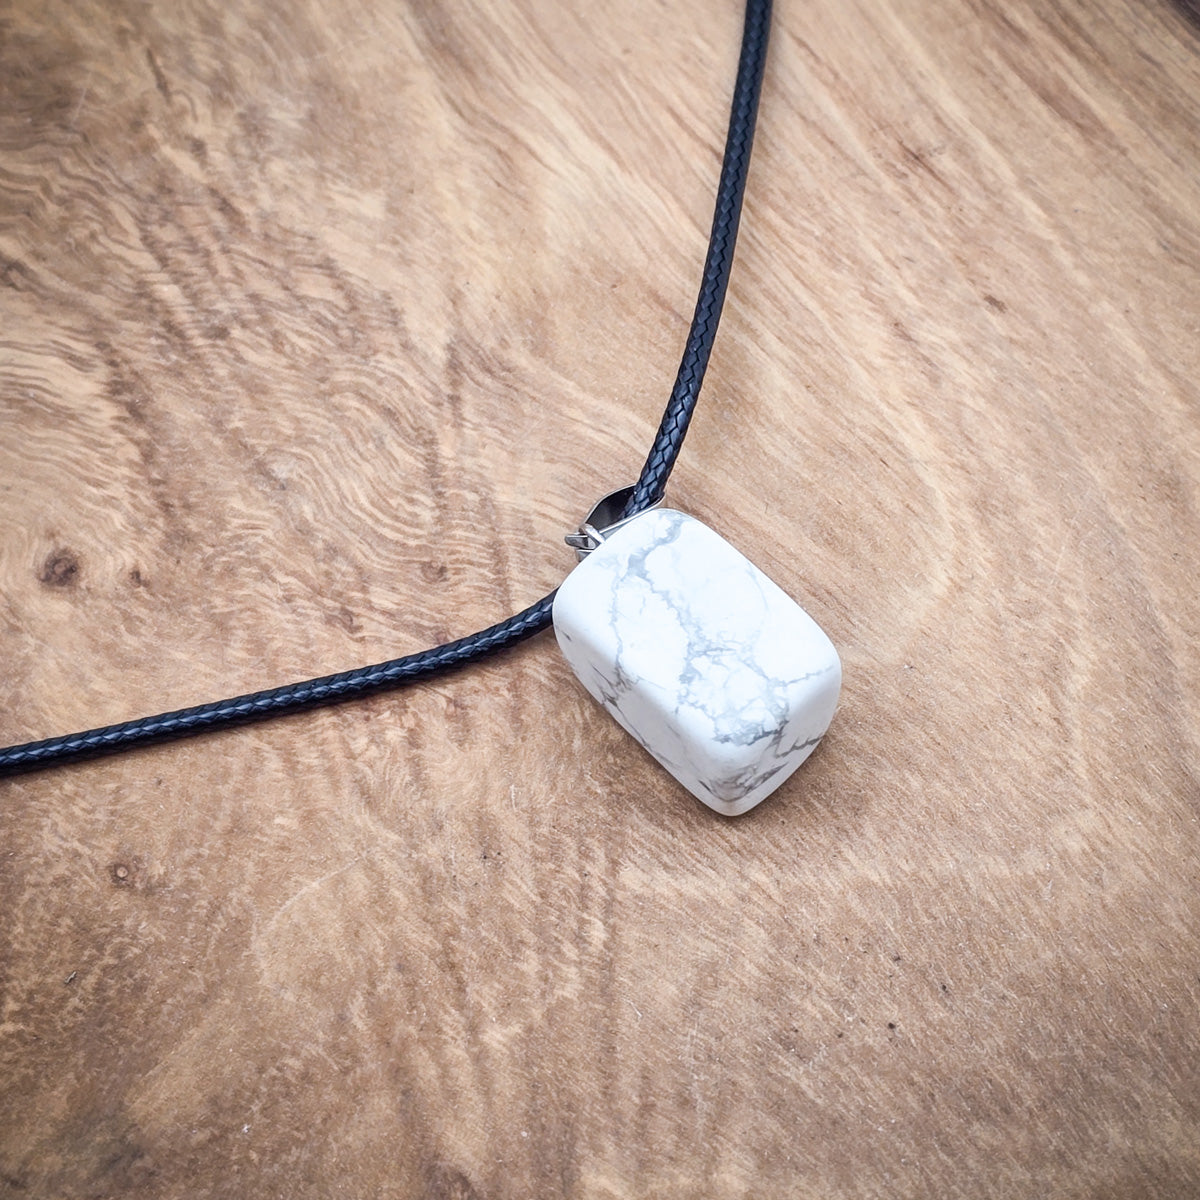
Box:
left=2, top=0, right=1198, bottom=1196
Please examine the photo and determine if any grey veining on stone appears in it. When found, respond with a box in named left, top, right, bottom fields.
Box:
left=553, top=509, right=841, bottom=815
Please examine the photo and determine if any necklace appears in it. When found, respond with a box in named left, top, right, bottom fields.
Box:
left=0, top=0, right=838, bottom=814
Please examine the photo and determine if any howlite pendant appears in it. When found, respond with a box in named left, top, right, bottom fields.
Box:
left=553, top=508, right=840, bottom=816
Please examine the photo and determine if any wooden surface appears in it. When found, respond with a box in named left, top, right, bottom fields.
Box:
left=2, top=0, right=1199, bottom=1195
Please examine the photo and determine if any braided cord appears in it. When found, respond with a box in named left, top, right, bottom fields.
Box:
left=0, top=597, right=556, bottom=771
left=625, top=0, right=771, bottom=517
left=0, top=0, right=772, bottom=776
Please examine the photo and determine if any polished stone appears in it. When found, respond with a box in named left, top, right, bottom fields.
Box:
left=553, top=509, right=841, bottom=815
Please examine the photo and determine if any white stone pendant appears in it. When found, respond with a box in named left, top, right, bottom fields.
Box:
left=553, top=508, right=841, bottom=816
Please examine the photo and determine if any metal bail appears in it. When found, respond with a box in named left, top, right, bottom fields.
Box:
left=564, top=485, right=664, bottom=561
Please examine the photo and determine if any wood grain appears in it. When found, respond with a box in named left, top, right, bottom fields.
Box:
left=2, top=0, right=1199, bottom=1196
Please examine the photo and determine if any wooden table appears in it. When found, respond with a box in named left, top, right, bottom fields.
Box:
left=2, top=1, right=1198, bottom=1195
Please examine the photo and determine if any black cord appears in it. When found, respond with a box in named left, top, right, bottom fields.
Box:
left=624, top=0, right=771, bottom=517
left=0, top=0, right=773, bottom=777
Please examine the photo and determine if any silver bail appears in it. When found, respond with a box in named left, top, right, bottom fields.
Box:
left=564, top=485, right=663, bottom=561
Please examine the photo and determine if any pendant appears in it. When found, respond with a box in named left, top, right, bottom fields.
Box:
left=554, top=490, right=841, bottom=816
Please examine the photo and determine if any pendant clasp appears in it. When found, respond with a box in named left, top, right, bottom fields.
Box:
left=564, top=485, right=663, bottom=561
